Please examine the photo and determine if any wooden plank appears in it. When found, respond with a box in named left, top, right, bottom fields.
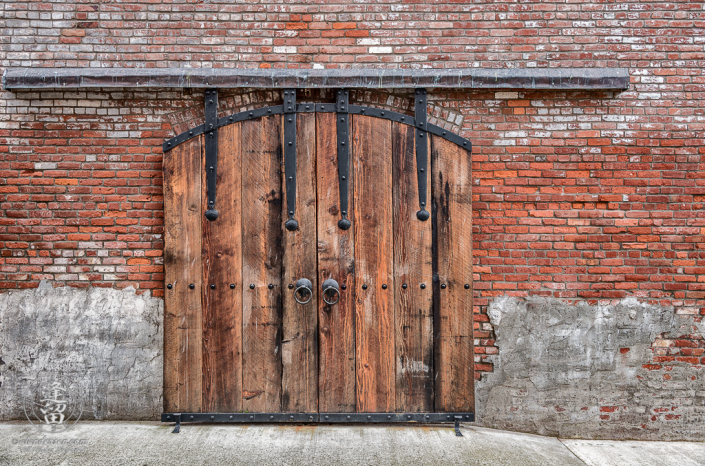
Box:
left=281, top=112, right=318, bottom=412
left=163, top=136, right=203, bottom=413
left=392, top=122, right=434, bottom=412
left=316, top=112, right=356, bottom=413
left=431, top=135, right=474, bottom=412
left=241, top=116, right=283, bottom=412
left=352, top=115, right=395, bottom=413
left=202, top=124, right=242, bottom=412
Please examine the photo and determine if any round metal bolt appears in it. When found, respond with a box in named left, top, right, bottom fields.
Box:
left=230, top=283, right=235, bottom=289
left=268, top=109, right=272, bottom=113
left=387, top=415, right=392, bottom=420
left=211, top=284, right=216, bottom=289
left=346, top=416, right=351, bottom=420
left=189, top=283, right=195, bottom=290
left=190, top=416, right=194, bottom=420
left=441, top=284, right=446, bottom=289
left=167, top=416, right=171, bottom=420
left=268, top=283, right=274, bottom=289
left=229, top=116, right=233, bottom=121
left=229, top=416, right=233, bottom=420
left=401, top=117, right=405, bottom=121
left=367, top=416, right=371, bottom=420
left=426, top=416, right=430, bottom=420
left=190, top=131, right=193, bottom=135
left=288, top=118, right=292, bottom=122
left=420, top=283, right=426, bottom=289
left=167, top=284, right=173, bottom=290
left=209, top=100, right=213, bottom=104
left=289, top=176, right=293, bottom=181
left=463, top=142, right=468, bottom=146
left=342, top=210, right=347, bottom=215
left=465, top=284, right=470, bottom=289
left=249, top=284, right=255, bottom=289
left=408, top=415, right=411, bottom=420
left=341, top=284, right=347, bottom=290
left=270, top=415, right=274, bottom=420
left=211, top=416, right=215, bottom=420
left=341, top=176, right=346, bottom=180
left=420, top=168, right=424, bottom=172
left=250, top=415, right=254, bottom=420
left=381, top=112, right=385, bottom=116
left=341, top=141, right=345, bottom=146
left=362, top=284, right=368, bottom=290
left=289, top=210, right=294, bottom=215
left=288, top=284, right=294, bottom=289
left=402, top=284, right=407, bottom=289
left=249, top=112, right=253, bottom=116
left=167, top=142, right=172, bottom=146
left=289, top=142, right=292, bottom=145
left=306, top=106, right=310, bottom=110
left=325, top=416, right=329, bottom=420
left=382, top=284, right=387, bottom=290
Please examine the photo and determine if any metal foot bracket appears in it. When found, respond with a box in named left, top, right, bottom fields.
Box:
left=283, top=89, right=299, bottom=231
left=204, top=89, right=219, bottom=221
left=172, top=413, right=181, bottom=433
left=414, top=88, right=429, bottom=222
left=454, top=415, right=463, bottom=437
left=336, top=89, right=351, bottom=230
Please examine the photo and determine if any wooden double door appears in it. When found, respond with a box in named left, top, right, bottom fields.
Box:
left=163, top=109, right=473, bottom=415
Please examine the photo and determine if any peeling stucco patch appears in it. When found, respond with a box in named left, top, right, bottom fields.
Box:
left=476, top=296, right=705, bottom=440
left=0, top=283, right=163, bottom=421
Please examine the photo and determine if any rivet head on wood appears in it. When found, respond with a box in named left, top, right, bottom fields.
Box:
left=230, top=284, right=235, bottom=289
left=441, top=284, right=447, bottom=289
left=465, top=284, right=470, bottom=289
left=189, top=284, right=194, bottom=289
left=249, top=284, right=255, bottom=289
left=341, top=284, right=347, bottom=290
left=268, top=284, right=274, bottom=289
left=167, top=284, right=172, bottom=290
left=416, top=209, right=430, bottom=221
left=210, top=284, right=215, bottom=289
left=288, top=284, right=294, bottom=289
left=362, top=284, right=368, bottom=290
left=382, top=284, right=387, bottom=290
left=420, top=284, right=426, bottom=289
left=402, top=284, right=407, bottom=289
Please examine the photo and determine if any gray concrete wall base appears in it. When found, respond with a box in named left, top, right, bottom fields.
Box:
left=476, top=296, right=705, bottom=440
left=0, top=282, right=163, bottom=420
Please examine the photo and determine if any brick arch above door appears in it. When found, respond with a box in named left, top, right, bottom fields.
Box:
left=164, top=88, right=466, bottom=142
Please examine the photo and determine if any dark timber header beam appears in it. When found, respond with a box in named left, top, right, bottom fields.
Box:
left=3, top=68, right=630, bottom=91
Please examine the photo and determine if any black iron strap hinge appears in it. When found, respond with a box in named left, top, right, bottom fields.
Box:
left=415, top=88, right=429, bottom=221
left=336, top=89, right=351, bottom=230
left=204, top=89, right=219, bottom=221
left=283, top=89, right=299, bottom=231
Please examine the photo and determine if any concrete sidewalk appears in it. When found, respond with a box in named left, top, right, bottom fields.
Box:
left=0, top=421, right=704, bottom=465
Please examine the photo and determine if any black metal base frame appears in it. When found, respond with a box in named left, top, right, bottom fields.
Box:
left=163, top=412, right=474, bottom=436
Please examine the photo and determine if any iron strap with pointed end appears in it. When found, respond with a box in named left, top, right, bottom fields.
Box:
left=283, top=89, right=298, bottom=231
left=415, top=88, right=429, bottom=221
left=336, top=89, right=351, bottom=230
left=204, top=89, right=219, bottom=221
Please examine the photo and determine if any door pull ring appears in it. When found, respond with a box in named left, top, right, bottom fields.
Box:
left=322, top=279, right=340, bottom=305
left=294, top=278, right=313, bottom=305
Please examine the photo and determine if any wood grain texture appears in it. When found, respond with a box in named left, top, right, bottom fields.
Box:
left=352, top=115, right=395, bottom=413
left=316, top=112, right=356, bottom=413
left=281, top=112, right=319, bottom=412
left=163, top=136, right=203, bottom=413
left=202, top=124, right=242, bottom=412
left=431, top=134, right=474, bottom=413
left=241, top=116, right=283, bottom=412
left=392, top=122, right=434, bottom=412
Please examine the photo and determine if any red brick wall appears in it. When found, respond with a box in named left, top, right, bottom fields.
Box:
left=1, top=2, right=704, bottom=376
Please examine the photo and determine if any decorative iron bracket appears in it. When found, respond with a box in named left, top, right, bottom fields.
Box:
left=415, top=88, right=429, bottom=221
left=204, top=89, right=219, bottom=221
left=336, top=89, right=351, bottom=230
left=283, top=89, right=298, bottom=231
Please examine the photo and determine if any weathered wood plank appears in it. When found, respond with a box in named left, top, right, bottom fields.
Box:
left=316, top=112, right=356, bottom=413
left=163, top=136, right=203, bottom=413
left=202, top=124, right=242, bottom=412
left=352, top=115, right=395, bottom=413
left=392, top=122, right=434, bottom=412
left=281, top=112, right=318, bottom=412
left=241, top=116, right=283, bottom=412
left=431, top=135, right=474, bottom=413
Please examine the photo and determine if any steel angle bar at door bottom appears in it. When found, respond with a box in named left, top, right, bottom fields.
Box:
left=162, top=413, right=474, bottom=423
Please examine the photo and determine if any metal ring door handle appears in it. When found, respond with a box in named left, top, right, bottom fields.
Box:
left=294, top=278, right=313, bottom=305
left=322, top=278, right=340, bottom=305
